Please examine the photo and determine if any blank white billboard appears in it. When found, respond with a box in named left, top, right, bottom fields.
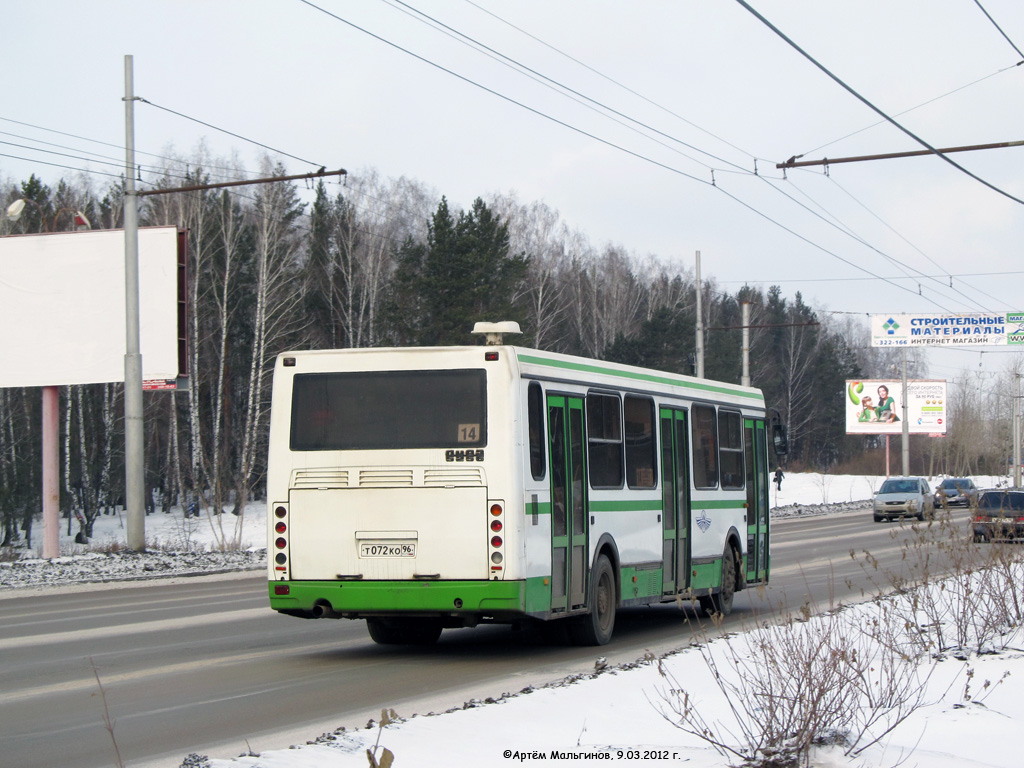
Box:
left=0, top=226, right=182, bottom=387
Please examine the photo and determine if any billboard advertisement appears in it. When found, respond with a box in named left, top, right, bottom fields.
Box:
left=871, top=313, right=1024, bottom=347
left=845, top=379, right=947, bottom=435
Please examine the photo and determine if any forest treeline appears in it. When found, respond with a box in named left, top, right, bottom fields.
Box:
left=0, top=152, right=1016, bottom=547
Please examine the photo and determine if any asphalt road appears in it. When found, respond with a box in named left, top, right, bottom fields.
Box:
left=0, top=505, right=975, bottom=768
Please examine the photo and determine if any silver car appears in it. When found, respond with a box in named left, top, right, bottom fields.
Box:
left=873, top=476, right=935, bottom=522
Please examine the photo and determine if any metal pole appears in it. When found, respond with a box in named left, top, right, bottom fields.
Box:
left=1015, top=373, right=1022, bottom=488
left=123, top=55, right=146, bottom=551
left=41, top=386, right=59, bottom=558
left=901, top=350, right=910, bottom=476
left=741, top=301, right=750, bottom=387
left=695, top=251, right=704, bottom=379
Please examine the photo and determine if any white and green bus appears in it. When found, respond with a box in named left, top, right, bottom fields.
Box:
left=267, top=323, right=785, bottom=645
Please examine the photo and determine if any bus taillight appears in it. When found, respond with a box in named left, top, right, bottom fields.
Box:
left=488, top=501, right=504, bottom=572
left=275, top=505, right=287, bottom=518
left=275, top=537, right=287, bottom=549
left=275, top=521, right=287, bottom=533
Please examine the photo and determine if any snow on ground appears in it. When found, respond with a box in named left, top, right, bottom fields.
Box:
left=3, top=473, right=1023, bottom=768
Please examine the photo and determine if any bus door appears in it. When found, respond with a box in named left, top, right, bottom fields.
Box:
left=547, top=394, right=588, bottom=613
left=744, top=418, right=770, bottom=582
left=659, top=407, right=691, bottom=594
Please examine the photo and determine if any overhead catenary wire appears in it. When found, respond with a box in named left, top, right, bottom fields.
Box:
left=974, top=0, right=1024, bottom=60
left=385, top=0, right=750, bottom=174
left=137, top=98, right=324, bottom=169
left=822, top=175, right=1011, bottom=310
left=0, top=114, right=254, bottom=183
left=801, top=61, right=1023, bottom=158
left=733, top=0, right=1024, bottom=207
left=296, top=0, right=987, bottom=313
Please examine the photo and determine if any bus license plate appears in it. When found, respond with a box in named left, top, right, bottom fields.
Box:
left=359, top=541, right=416, bottom=558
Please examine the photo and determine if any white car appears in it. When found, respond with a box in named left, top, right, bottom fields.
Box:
left=873, top=476, right=935, bottom=522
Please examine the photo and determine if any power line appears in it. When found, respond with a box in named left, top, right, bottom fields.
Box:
left=0, top=151, right=125, bottom=181
left=801, top=62, right=1022, bottom=157
left=973, top=0, right=1024, bottom=60
left=137, top=98, right=324, bottom=169
left=386, top=0, right=750, bottom=173
left=734, top=0, right=1024, bottom=207
left=461, top=0, right=771, bottom=166
left=822, top=176, right=1010, bottom=311
left=718, top=269, right=1024, bottom=285
left=755, top=173, right=986, bottom=312
left=295, top=0, right=710, bottom=186
left=0, top=115, right=301, bottom=187
left=709, top=182, right=961, bottom=312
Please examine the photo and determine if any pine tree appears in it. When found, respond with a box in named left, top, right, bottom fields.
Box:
left=390, top=197, right=529, bottom=345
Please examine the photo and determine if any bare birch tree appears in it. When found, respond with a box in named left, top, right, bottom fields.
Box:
left=228, top=161, right=307, bottom=543
left=490, top=193, right=572, bottom=350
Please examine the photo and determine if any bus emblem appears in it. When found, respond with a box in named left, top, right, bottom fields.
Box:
left=695, top=511, right=712, bottom=532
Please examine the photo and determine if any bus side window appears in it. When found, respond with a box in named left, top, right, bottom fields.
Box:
left=719, top=410, right=744, bottom=490
left=587, top=392, right=623, bottom=488
left=624, top=395, right=656, bottom=489
left=691, top=404, right=718, bottom=489
left=528, top=382, right=546, bottom=481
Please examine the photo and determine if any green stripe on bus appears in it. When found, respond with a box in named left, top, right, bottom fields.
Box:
left=589, top=499, right=663, bottom=512
left=517, top=353, right=764, bottom=401
left=691, top=499, right=747, bottom=510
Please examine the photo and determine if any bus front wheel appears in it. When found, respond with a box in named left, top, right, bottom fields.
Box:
left=569, top=554, right=616, bottom=646
left=366, top=618, right=442, bottom=646
left=699, top=545, right=737, bottom=617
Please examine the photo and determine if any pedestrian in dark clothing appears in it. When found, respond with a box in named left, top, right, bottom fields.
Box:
left=774, top=468, right=784, bottom=491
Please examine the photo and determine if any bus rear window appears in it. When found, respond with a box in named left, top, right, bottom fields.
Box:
left=290, top=369, right=486, bottom=451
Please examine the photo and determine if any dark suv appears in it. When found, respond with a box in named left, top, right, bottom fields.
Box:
left=972, top=489, right=1024, bottom=542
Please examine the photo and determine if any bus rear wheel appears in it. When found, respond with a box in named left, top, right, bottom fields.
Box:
left=366, top=618, right=443, bottom=646
left=569, top=554, right=616, bottom=646
left=699, top=545, right=737, bottom=617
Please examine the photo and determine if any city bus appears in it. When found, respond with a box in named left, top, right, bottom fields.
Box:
left=266, top=322, right=785, bottom=645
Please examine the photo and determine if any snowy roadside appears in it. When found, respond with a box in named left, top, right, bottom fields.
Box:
left=0, top=548, right=266, bottom=592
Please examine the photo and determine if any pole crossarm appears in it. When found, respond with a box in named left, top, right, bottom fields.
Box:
left=136, top=168, right=347, bottom=197
left=777, top=141, right=1024, bottom=169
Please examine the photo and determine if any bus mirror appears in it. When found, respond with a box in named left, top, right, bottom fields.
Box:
left=772, top=423, right=789, bottom=457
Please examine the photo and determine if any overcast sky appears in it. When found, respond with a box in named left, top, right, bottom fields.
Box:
left=4, top=0, right=1024, bottom=384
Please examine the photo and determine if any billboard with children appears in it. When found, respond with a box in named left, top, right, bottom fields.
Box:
left=845, top=379, right=947, bottom=435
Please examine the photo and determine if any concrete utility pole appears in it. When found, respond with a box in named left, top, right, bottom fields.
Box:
left=117, top=57, right=344, bottom=548
left=695, top=251, right=704, bottom=378
left=741, top=301, right=750, bottom=387
left=1015, top=373, right=1022, bottom=488
left=123, top=55, right=146, bottom=552
left=901, top=349, right=910, bottom=477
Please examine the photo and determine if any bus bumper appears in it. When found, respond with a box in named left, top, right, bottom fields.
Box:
left=269, top=579, right=528, bottom=622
